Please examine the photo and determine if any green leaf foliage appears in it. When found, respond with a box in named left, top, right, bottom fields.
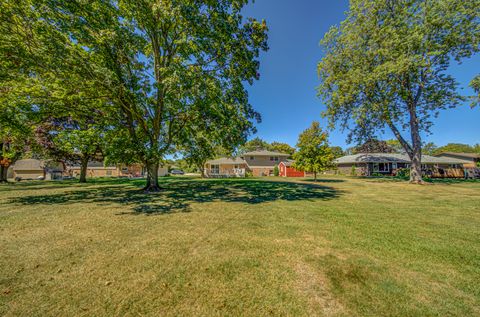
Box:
left=317, top=0, right=480, bottom=182
left=293, top=122, right=335, bottom=179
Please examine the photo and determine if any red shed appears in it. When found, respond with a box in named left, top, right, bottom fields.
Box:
left=278, top=161, right=305, bottom=177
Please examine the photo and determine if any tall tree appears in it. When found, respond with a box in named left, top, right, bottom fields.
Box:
left=270, top=142, right=295, bottom=156
left=293, top=122, right=335, bottom=181
left=471, top=75, right=480, bottom=107
left=353, top=139, right=394, bottom=154
left=15, top=0, right=268, bottom=191
left=0, top=104, right=32, bottom=182
left=318, top=0, right=480, bottom=183
left=432, top=143, right=477, bottom=155
left=422, top=142, right=438, bottom=156
left=330, top=146, right=345, bottom=158
left=241, top=137, right=271, bottom=153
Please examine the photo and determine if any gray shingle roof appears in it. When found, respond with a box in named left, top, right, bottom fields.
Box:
left=205, top=157, right=246, bottom=165
left=335, top=153, right=470, bottom=164
left=242, top=150, right=290, bottom=157
left=13, top=159, right=44, bottom=171
left=435, top=152, right=480, bottom=159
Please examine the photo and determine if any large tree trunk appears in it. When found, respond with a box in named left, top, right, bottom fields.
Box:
left=144, top=161, right=160, bottom=192
left=79, top=156, right=89, bottom=183
left=408, top=104, right=423, bottom=184
left=0, top=165, right=8, bottom=183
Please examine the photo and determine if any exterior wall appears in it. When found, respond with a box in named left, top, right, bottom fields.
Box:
left=7, top=166, right=14, bottom=179
left=279, top=163, right=304, bottom=177
left=14, top=170, right=44, bottom=179
left=69, top=167, right=119, bottom=177
left=205, top=163, right=247, bottom=177
left=158, top=167, right=168, bottom=177
left=336, top=163, right=368, bottom=176
left=250, top=167, right=274, bottom=177
left=243, top=155, right=289, bottom=168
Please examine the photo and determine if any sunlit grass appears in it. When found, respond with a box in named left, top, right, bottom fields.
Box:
left=1, top=176, right=479, bottom=316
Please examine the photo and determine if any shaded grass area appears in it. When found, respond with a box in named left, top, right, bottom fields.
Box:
left=7, top=177, right=339, bottom=214
left=1, top=176, right=479, bottom=316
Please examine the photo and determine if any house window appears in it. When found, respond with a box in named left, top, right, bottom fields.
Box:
left=106, top=170, right=112, bottom=176
left=274, top=156, right=279, bottom=161
left=234, top=164, right=239, bottom=169
left=121, top=167, right=128, bottom=173
left=270, top=156, right=274, bottom=161
left=210, top=164, right=219, bottom=174
left=392, top=162, right=397, bottom=169
left=250, top=156, right=254, bottom=160
left=373, top=163, right=390, bottom=172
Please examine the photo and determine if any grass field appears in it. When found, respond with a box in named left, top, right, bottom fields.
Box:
left=1, top=176, right=479, bottom=316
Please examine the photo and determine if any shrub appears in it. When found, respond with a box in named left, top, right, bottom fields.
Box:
left=395, top=168, right=410, bottom=179
left=245, top=171, right=253, bottom=178
left=273, top=165, right=279, bottom=176
left=350, top=165, right=357, bottom=176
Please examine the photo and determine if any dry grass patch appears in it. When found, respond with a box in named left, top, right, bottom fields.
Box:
left=1, top=176, right=479, bottom=316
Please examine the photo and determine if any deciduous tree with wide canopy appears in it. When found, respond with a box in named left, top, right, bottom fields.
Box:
left=10, top=0, right=268, bottom=191
left=318, top=0, right=479, bottom=183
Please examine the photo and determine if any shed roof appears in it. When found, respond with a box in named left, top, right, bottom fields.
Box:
left=242, top=150, right=290, bottom=157
left=280, top=160, right=295, bottom=167
left=335, top=153, right=470, bottom=165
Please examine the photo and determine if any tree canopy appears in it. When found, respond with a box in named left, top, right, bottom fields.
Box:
left=293, top=122, right=335, bottom=181
left=318, top=0, right=480, bottom=183
left=270, top=142, right=295, bottom=156
left=353, top=139, right=395, bottom=154
left=2, top=0, right=268, bottom=189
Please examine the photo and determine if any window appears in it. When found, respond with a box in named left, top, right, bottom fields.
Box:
left=392, top=162, right=397, bottom=169
left=106, top=170, right=112, bottom=176
left=234, top=164, right=239, bottom=169
left=210, top=164, right=219, bottom=174
left=121, top=167, right=128, bottom=173
left=373, top=163, right=390, bottom=172
left=274, top=156, right=279, bottom=161
left=250, top=156, right=254, bottom=160
left=270, top=156, right=274, bottom=161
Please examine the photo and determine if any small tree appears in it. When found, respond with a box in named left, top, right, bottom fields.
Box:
left=293, top=122, right=335, bottom=181
left=273, top=165, right=279, bottom=176
left=350, top=165, right=357, bottom=176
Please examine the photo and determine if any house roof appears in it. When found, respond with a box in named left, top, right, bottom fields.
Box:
left=13, top=159, right=44, bottom=171
left=435, top=152, right=480, bottom=159
left=280, top=160, right=295, bottom=167
left=335, top=153, right=470, bottom=165
left=242, top=150, right=290, bottom=157
left=205, top=157, right=246, bottom=165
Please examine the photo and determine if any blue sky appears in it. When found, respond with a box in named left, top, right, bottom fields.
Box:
left=242, top=0, right=480, bottom=149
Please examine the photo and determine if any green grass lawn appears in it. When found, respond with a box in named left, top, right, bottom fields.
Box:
left=1, top=176, right=479, bottom=316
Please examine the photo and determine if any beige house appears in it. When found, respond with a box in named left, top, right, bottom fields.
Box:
left=68, top=162, right=169, bottom=178
left=334, top=153, right=470, bottom=178
left=435, top=152, right=480, bottom=168
left=204, top=150, right=290, bottom=177
left=13, top=159, right=64, bottom=181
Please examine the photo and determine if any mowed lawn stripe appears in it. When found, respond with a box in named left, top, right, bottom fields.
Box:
left=1, top=177, right=479, bottom=316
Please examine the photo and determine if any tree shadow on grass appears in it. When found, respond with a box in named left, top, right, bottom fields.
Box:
left=8, top=179, right=342, bottom=215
